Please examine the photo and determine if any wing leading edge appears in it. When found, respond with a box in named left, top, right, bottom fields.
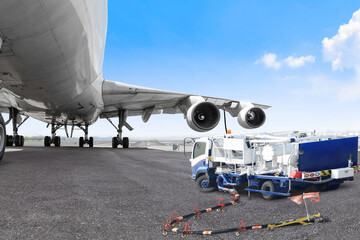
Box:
left=101, top=80, right=270, bottom=132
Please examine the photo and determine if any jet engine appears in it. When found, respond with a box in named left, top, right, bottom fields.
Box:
left=237, top=106, right=266, bottom=129
left=186, top=101, right=220, bottom=132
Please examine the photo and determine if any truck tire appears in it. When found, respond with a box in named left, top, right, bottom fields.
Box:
left=327, top=183, right=340, bottom=191
left=316, top=183, right=328, bottom=192
left=261, top=181, right=276, bottom=200
left=196, top=175, right=217, bottom=192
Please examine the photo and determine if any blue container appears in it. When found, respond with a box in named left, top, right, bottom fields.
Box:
left=298, top=137, right=358, bottom=172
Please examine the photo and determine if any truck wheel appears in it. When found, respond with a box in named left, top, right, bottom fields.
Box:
left=196, top=175, right=217, bottom=192
left=327, top=183, right=340, bottom=191
left=261, top=181, right=276, bottom=200
left=316, top=183, right=328, bottom=192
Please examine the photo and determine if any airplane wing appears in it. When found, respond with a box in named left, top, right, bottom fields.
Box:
left=101, top=80, right=270, bottom=132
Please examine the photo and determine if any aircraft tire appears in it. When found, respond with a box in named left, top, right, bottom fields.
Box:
left=44, top=136, right=51, bottom=147
left=6, top=135, right=13, bottom=146
left=54, top=136, right=61, bottom=147
left=15, top=135, right=21, bottom=147
left=89, top=137, right=94, bottom=148
left=20, top=135, right=24, bottom=146
left=112, top=137, right=118, bottom=148
left=123, top=137, right=129, bottom=149
left=0, top=114, right=6, bottom=161
left=79, top=137, right=84, bottom=148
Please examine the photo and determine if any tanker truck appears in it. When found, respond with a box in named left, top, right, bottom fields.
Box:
left=189, top=132, right=359, bottom=199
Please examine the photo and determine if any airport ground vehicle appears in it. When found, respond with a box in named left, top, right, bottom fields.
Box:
left=189, top=133, right=359, bottom=199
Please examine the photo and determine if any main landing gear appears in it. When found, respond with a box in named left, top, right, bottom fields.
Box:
left=44, top=124, right=62, bottom=147
left=77, top=124, right=93, bottom=148
left=5, top=108, right=28, bottom=147
left=43, top=123, right=94, bottom=148
left=106, top=110, right=133, bottom=149
left=0, top=114, right=6, bottom=161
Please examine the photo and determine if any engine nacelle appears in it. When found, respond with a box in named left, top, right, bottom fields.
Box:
left=186, top=101, right=220, bottom=132
left=237, top=106, right=266, bottom=129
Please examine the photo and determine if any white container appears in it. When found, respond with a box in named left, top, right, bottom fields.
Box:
left=331, top=167, right=354, bottom=179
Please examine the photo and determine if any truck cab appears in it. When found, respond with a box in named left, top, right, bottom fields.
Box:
left=189, top=137, right=217, bottom=192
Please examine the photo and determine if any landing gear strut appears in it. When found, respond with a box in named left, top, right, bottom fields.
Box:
left=77, top=124, right=93, bottom=148
left=44, top=124, right=62, bottom=147
left=106, top=110, right=133, bottom=149
left=5, top=108, right=28, bottom=147
left=0, top=114, right=6, bottom=161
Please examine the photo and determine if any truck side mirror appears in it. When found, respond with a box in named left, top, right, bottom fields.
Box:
left=184, top=137, right=196, bottom=158
left=172, top=144, right=180, bottom=151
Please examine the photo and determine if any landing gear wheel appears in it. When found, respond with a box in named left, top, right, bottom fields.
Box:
left=44, top=136, right=51, bottom=147
left=15, top=135, right=21, bottom=147
left=0, top=115, right=6, bottom=161
left=20, top=136, right=24, bottom=146
left=123, top=137, right=129, bottom=148
left=196, top=175, right=217, bottom=192
left=261, top=181, right=276, bottom=200
left=54, top=136, right=61, bottom=147
left=79, top=137, right=84, bottom=148
left=6, top=135, right=13, bottom=146
left=89, top=137, right=94, bottom=148
left=112, top=137, right=118, bottom=148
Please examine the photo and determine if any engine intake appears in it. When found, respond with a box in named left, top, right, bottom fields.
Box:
left=186, top=101, right=220, bottom=132
left=237, top=106, right=266, bottom=129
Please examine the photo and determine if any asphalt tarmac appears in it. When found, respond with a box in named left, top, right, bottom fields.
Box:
left=0, top=144, right=359, bottom=240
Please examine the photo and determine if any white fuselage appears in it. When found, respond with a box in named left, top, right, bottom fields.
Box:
left=0, top=0, right=108, bottom=124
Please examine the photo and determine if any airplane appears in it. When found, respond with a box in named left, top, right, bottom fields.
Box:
left=0, top=0, right=269, bottom=161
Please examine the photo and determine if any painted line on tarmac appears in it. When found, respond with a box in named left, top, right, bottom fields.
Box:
left=5, top=149, right=23, bottom=152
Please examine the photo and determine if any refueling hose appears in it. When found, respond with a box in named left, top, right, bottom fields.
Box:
left=162, top=191, right=330, bottom=238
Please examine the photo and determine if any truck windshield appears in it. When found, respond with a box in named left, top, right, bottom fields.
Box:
left=193, top=142, right=206, bottom=158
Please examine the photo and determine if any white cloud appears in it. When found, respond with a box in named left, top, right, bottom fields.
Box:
left=285, top=55, right=315, bottom=68
left=294, top=73, right=360, bottom=103
left=322, top=9, right=360, bottom=71
left=291, top=75, right=340, bottom=97
left=256, top=53, right=282, bottom=69
left=256, top=53, right=315, bottom=69
left=321, top=8, right=360, bottom=102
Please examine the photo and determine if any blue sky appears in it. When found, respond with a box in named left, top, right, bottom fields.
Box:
left=8, top=1, right=360, bottom=139
left=102, top=0, right=360, bottom=138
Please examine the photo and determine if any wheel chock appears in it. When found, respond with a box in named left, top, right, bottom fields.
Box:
left=216, top=198, right=225, bottom=212
left=193, top=205, right=201, bottom=218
